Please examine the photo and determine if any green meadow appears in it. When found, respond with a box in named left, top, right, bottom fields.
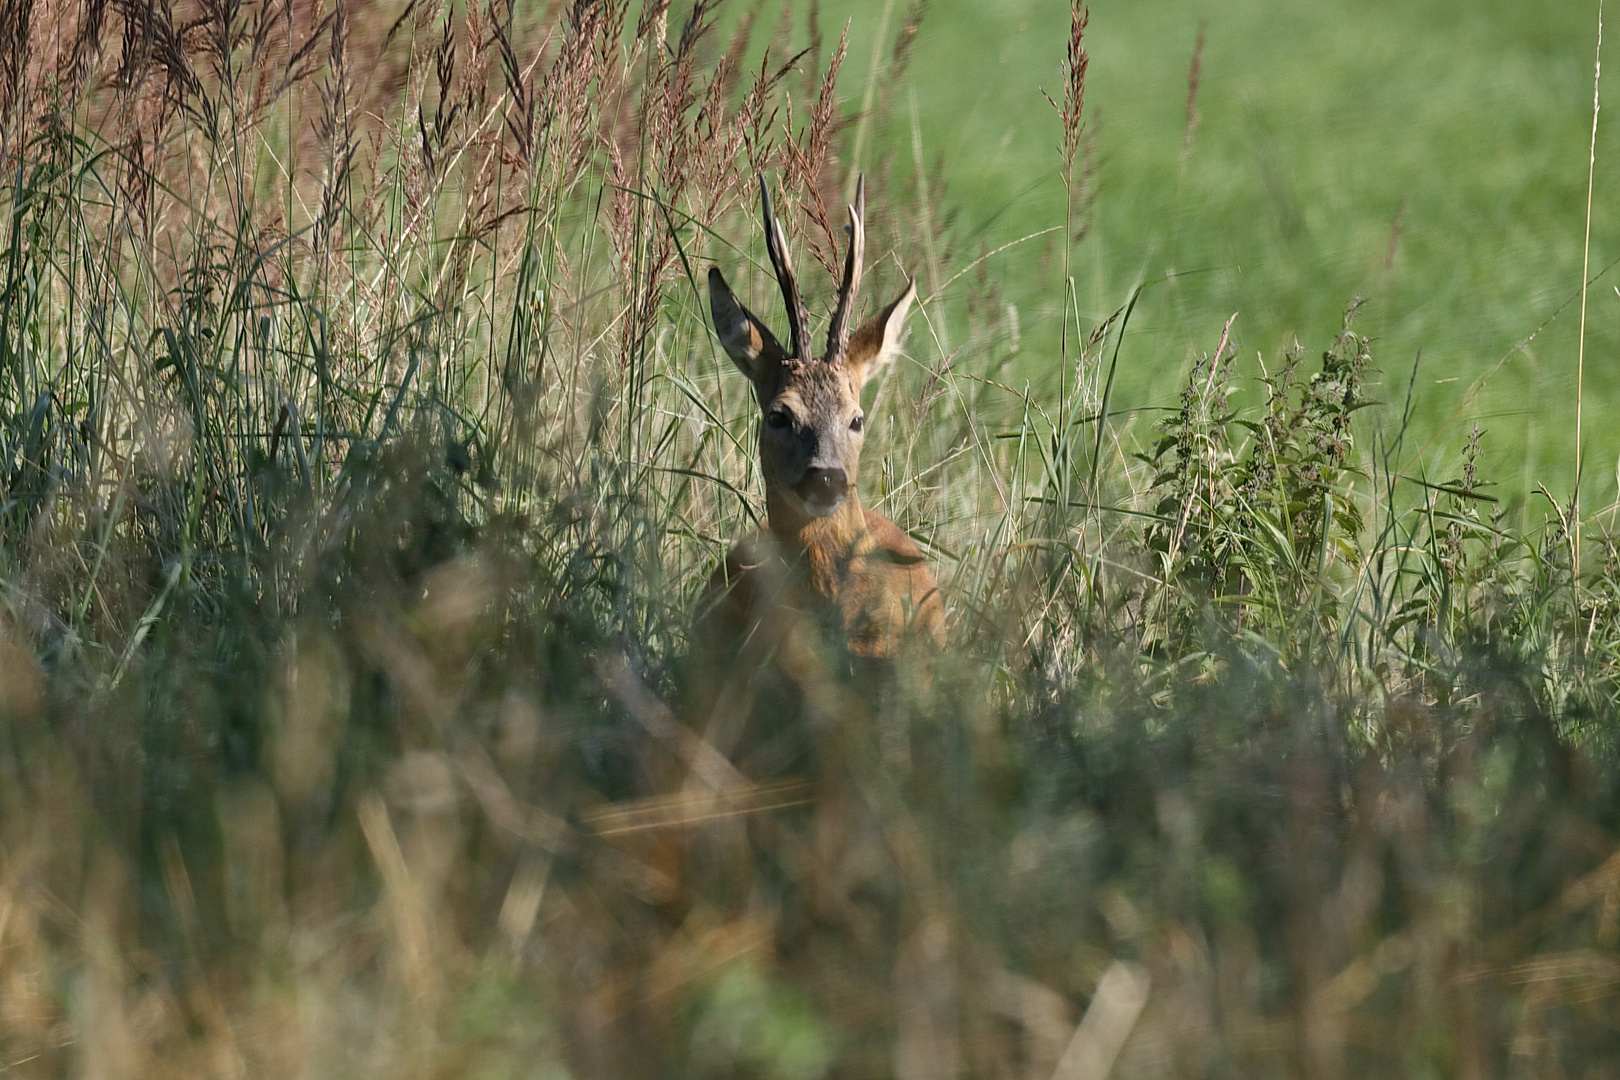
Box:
left=828, top=0, right=1618, bottom=510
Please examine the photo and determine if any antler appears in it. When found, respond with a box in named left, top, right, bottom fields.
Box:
left=759, top=174, right=810, bottom=361
left=825, top=174, right=866, bottom=363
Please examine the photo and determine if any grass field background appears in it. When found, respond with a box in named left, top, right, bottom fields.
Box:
left=5, top=0, right=1620, bottom=1075
left=822, top=0, right=1617, bottom=512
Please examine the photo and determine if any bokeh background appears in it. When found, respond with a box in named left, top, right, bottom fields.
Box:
left=823, top=0, right=1617, bottom=510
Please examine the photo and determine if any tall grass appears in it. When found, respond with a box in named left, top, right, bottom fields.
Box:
left=3, top=1, right=1620, bottom=1077
left=1576, top=1, right=1603, bottom=577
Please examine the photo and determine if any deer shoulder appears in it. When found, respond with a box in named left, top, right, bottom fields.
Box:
left=697, top=507, right=943, bottom=667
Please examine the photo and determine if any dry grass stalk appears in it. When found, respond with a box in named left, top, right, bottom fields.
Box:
left=1182, top=21, right=1206, bottom=158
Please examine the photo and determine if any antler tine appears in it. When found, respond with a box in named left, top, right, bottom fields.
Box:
left=759, top=174, right=810, bottom=361
left=826, top=173, right=866, bottom=362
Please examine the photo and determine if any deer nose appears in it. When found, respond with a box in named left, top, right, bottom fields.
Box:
left=796, top=467, right=848, bottom=504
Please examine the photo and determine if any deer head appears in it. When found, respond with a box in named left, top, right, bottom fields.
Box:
left=709, top=175, right=917, bottom=531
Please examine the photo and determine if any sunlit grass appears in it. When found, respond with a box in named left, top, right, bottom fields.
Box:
left=817, top=0, right=1620, bottom=512
left=2, top=2, right=1620, bottom=1077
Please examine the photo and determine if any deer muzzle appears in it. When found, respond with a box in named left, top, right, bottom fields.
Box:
left=794, top=467, right=849, bottom=516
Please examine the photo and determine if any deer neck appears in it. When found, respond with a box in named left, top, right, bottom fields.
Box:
left=766, top=486, right=868, bottom=594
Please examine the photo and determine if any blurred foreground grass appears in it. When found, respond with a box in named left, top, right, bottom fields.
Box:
left=2, top=1, right=1620, bottom=1077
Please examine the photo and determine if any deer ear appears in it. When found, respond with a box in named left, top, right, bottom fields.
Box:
left=844, top=277, right=916, bottom=388
left=709, top=267, right=787, bottom=383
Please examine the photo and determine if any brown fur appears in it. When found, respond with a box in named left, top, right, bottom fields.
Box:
left=688, top=492, right=943, bottom=765
left=701, top=508, right=942, bottom=668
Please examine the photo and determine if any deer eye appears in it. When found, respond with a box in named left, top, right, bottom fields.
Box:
left=850, top=414, right=864, bottom=433
left=767, top=410, right=791, bottom=430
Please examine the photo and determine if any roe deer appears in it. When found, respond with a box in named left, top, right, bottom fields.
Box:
left=694, top=175, right=944, bottom=751
left=586, top=178, right=953, bottom=1080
